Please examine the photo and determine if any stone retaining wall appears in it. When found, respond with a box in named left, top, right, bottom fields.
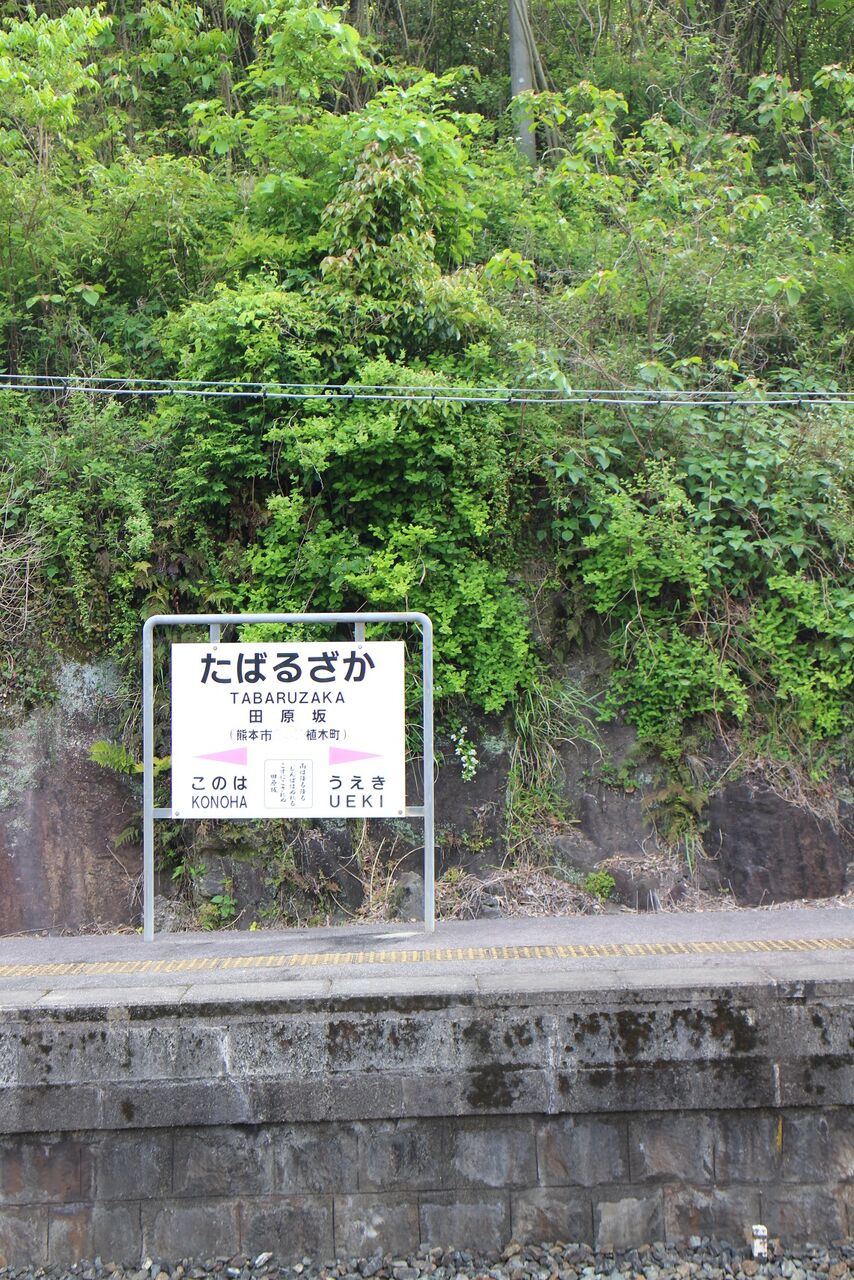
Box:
left=1, top=980, right=852, bottom=1264
left=1, top=1109, right=853, bottom=1264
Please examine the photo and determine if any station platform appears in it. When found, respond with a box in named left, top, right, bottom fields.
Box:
left=1, top=903, right=852, bottom=1010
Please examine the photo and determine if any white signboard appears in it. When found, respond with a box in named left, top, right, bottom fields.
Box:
left=171, top=641, right=405, bottom=819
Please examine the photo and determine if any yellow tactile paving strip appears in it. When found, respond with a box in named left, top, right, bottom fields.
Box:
left=0, top=935, right=852, bottom=980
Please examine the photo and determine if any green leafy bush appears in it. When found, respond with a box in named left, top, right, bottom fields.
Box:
left=245, top=361, right=533, bottom=711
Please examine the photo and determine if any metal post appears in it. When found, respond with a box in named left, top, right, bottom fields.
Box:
left=421, top=614, right=435, bottom=932
left=142, top=619, right=156, bottom=942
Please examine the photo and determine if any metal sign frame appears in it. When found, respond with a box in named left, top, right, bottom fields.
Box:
left=142, top=612, right=434, bottom=942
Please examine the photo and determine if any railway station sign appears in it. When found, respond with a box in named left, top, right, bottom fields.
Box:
left=171, top=641, right=406, bottom=819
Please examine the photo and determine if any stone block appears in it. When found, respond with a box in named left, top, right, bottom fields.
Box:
left=11, top=1022, right=130, bottom=1087
left=173, top=1127, right=274, bottom=1196
left=251, top=1077, right=333, bottom=1124
left=768, top=1002, right=854, bottom=1058
left=239, top=1195, right=334, bottom=1261
left=0, top=1030, right=17, bottom=1086
left=276, top=1123, right=359, bottom=1193
left=511, top=1188, right=593, bottom=1244
left=333, top=1194, right=419, bottom=1258
left=452, top=1013, right=554, bottom=1072
left=418, top=1192, right=510, bottom=1252
left=324, top=1070, right=408, bottom=1122
left=254, top=1073, right=409, bottom=1125
left=91, top=1202, right=143, bottom=1264
left=0, top=1136, right=82, bottom=1204
left=228, top=1020, right=328, bottom=1078
left=662, top=1186, right=759, bottom=1245
left=537, top=1115, right=629, bottom=1187
left=2, top=1084, right=102, bottom=1135
left=402, top=1068, right=548, bottom=1118
left=125, top=1023, right=228, bottom=1083
left=447, top=1118, right=536, bottom=1189
left=93, top=1131, right=173, bottom=1200
left=562, top=1059, right=775, bottom=1114
left=100, top=1078, right=252, bottom=1130
left=143, top=1198, right=241, bottom=1259
left=561, top=1007, right=664, bottom=1069
left=193, top=980, right=332, bottom=1005
left=779, top=1056, right=854, bottom=1107
left=0, top=1206, right=49, bottom=1266
left=760, top=1186, right=849, bottom=1242
left=37, top=987, right=185, bottom=1012
left=560, top=1000, right=768, bottom=1070
left=629, top=1115, right=714, bottom=1184
left=713, top=1111, right=781, bottom=1183
left=47, top=1204, right=92, bottom=1264
left=357, top=1119, right=446, bottom=1192
left=778, top=1109, right=854, bottom=1182
left=326, top=1013, right=444, bottom=1073
left=594, top=1191, right=664, bottom=1251
left=330, top=976, right=472, bottom=1002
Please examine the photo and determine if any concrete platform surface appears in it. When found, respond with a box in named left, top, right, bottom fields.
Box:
left=0, top=905, right=852, bottom=1009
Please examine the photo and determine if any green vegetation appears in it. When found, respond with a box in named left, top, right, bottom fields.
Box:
left=1, top=0, right=852, bottom=804
left=582, top=870, right=615, bottom=902
left=198, top=887, right=237, bottom=929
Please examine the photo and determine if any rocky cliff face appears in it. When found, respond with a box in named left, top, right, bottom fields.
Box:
left=704, top=781, right=851, bottom=905
left=1, top=662, right=852, bottom=934
left=0, top=662, right=140, bottom=934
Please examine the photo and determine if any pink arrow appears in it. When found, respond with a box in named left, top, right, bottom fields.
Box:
left=195, top=747, right=248, bottom=766
left=329, top=746, right=382, bottom=765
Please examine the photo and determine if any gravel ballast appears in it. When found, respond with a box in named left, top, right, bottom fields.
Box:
left=2, top=1239, right=852, bottom=1280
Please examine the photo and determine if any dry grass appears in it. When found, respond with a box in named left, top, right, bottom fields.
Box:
left=435, top=865, right=607, bottom=920
left=0, top=466, right=40, bottom=639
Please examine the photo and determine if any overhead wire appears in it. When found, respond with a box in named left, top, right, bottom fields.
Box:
left=2, top=371, right=852, bottom=396
left=0, top=371, right=851, bottom=408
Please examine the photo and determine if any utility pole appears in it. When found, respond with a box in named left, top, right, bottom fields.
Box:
left=509, top=0, right=536, bottom=163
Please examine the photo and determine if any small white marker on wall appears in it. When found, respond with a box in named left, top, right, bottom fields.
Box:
left=752, top=1225, right=768, bottom=1260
